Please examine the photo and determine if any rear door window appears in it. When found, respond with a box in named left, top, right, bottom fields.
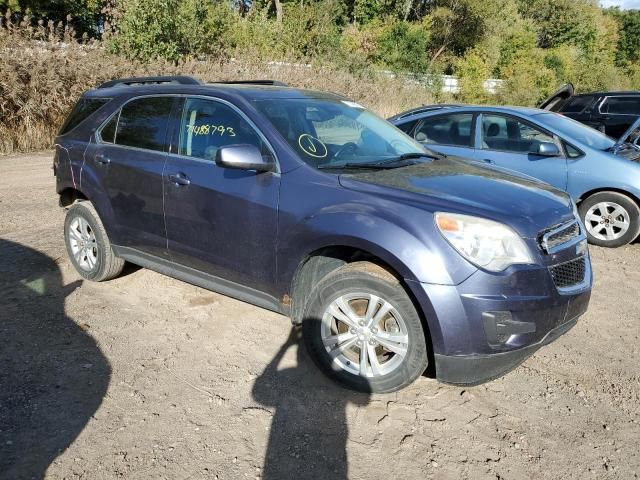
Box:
left=600, top=96, right=640, bottom=115
left=413, top=113, right=474, bottom=147
left=113, top=96, right=174, bottom=152
left=178, top=97, right=266, bottom=161
left=481, top=114, right=555, bottom=153
left=59, top=98, right=110, bottom=135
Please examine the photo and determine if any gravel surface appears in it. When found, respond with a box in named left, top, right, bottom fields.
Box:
left=1, top=153, right=639, bottom=480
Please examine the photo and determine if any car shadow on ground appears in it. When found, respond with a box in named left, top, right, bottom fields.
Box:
left=252, top=327, right=371, bottom=480
left=0, top=239, right=110, bottom=479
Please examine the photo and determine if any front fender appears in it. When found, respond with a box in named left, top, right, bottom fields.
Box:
left=277, top=207, right=477, bottom=288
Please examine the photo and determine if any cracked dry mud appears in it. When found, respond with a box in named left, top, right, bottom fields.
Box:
left=1, top=153, right=639, bottom=480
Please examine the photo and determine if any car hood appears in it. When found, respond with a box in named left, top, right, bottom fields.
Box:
left=338, top=156, right=574, bottom=239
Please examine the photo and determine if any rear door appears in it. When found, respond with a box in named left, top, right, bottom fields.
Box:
left=163, top=96, right=280, bottom=293
left=409, top=112, right=476, bottom=159
left=90, top=95, right=175, bottom=257
left=473, top=113, right=568, bottom=190
left=594, top=95, right=640, bottom=139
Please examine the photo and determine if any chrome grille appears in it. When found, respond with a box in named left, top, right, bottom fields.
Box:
left=540, top=220, right=581, bottom=253
left=550, top=256, right=587, bottom=289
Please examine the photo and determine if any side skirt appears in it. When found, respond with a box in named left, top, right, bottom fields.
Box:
left=112, top=245, right=288, bottom=316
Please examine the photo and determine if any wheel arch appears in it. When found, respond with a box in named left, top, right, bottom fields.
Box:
left=576, top=187, right=640, bottom=208
left=58, top=187, right=89, bottom=208
left=288, top=245, right=437, bottom=377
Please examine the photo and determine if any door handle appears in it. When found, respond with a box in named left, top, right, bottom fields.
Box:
left=482, top=158, right=494, bottom=164
left=95, top=154, right=110, bottom=165
left=168, top=173, right=191, bottom=186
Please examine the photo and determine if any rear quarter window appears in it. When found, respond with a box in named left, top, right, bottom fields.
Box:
left=59, top=98, right=110, bottom=135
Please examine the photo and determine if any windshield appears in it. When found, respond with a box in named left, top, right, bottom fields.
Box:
left=253, top=98, right=427, bottom=168
left=536, top=112, right=616, bottom=151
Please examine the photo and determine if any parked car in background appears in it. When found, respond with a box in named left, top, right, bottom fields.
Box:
left=540, top=83, right=640, bottom=139
left=390, top=105, right=640, bottom=247
left=54, top=76, right=591, bottom=393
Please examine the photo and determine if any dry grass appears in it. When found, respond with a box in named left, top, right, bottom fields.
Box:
left=0, top=29, right=436, bottom=155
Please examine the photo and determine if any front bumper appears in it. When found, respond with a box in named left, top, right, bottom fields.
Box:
left=434, top=315, right=580, bottom=385
left=406, top=251, right=592, bottom=385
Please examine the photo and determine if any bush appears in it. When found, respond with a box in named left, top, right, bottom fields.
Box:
left=108, top=0, right=210, bottom=61
left=0, top=23, right=435, bottom=155
left=374, top=19, right=431, bottom=73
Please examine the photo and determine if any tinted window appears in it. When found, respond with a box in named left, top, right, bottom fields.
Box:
left=601, top=96, right=640, bottom=115
left=59, top=98, right=109, bottom=135
left=414, top=114, right=473, bottom=147
left=115, top=97, right=174, bottom=151
left=100, top=114, right=118, bottom=143
left=396, top=119, right=419, bottom=134
left=561, top=96, right=595, bottom=113
left=179, top=98, right=264, bottom=161
left=481, top=114, right=555, bottom=153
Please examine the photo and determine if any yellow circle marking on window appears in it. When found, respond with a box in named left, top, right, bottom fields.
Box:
left=298, top=134, right=328, bottom=158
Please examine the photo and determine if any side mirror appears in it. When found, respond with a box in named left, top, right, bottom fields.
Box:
left=215, top=144, right=274, bottom=172
left=536, top=142, right=561, bottom=157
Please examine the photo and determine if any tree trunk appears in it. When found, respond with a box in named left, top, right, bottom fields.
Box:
left=274, top=0, right=283, bottom=23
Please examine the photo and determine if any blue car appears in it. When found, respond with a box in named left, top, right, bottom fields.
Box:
left=54, top=77, right=591, bottom=392
left=390, top=105, right=640, bottom=248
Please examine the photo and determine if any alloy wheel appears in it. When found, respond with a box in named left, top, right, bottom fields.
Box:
left=584, top=201, right=630, bottom=242
left=321, top=293, right=409, bottom=378
left=68, top=216, right=98, bottom=272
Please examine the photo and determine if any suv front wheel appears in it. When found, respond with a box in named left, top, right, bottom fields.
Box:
left=64, top=201, right=125, bottom=281
left=302, top=262, right=429, bottom=393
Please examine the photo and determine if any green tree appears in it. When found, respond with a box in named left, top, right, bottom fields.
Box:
left=108, top=0, right=209, bottom=61
left=517, top=0, right=599, bottom=51
left=608, top=8, right=640, bottom=65
left=0, top=0, right=105, bottom=35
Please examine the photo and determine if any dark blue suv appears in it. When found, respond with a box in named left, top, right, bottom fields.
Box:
left=54, top=76, right=592, bottom=392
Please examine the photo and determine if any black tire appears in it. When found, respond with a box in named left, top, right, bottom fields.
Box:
left=64, top=201, right=125, bottom=281
left=302, top=262, right=428, bottom=393
left=578, top=192, right=640, bottom=248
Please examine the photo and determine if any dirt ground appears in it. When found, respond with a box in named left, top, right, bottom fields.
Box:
left=1, top=152, right=639, bottom=480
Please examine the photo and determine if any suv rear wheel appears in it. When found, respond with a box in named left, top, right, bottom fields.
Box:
left=302, top=262, right=428, bottom=393
left=579, top=192, right=640, bottom=247
left=64, top=202, right=125, bottom=281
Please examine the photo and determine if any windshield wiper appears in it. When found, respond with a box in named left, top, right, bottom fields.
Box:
left=396, top=152, right=442, bottom=160
left=318, top=153, right=435, bottom=170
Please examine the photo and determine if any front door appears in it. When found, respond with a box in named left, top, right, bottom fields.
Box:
left=88, top=95, right=175, bottom=257
left=473, top=113, right=568, bottom=191
left=163, top=97, right=280, bottom=293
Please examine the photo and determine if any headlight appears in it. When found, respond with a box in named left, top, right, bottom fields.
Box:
left=435, top=212, right=534, bottom=272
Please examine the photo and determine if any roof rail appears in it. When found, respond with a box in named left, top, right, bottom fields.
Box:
left=212, top=80, right=289, bottom=87
left=97, top=76, right=201, bottom=89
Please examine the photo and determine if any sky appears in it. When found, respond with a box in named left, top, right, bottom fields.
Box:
left=601, top=0, right=640, bottom=9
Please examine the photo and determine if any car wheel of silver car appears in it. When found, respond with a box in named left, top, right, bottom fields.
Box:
left=302, top=261, right=429, bottom=393
left=64, top=201, right=125, bottom=281
left=579, top=191, right=640, bottom=248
